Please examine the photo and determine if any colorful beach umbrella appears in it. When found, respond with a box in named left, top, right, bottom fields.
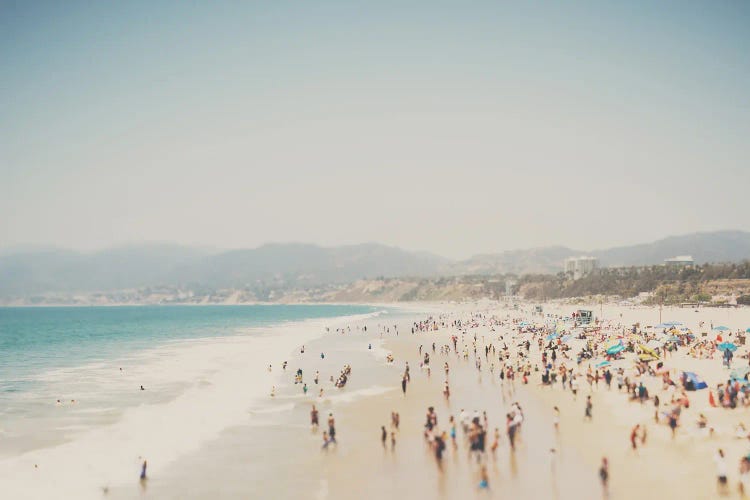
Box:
left=717, top=342, right=738, bottom=352
left=713, top=326, right=730, bottom=331
left=596, top=360, right=610, bottom=368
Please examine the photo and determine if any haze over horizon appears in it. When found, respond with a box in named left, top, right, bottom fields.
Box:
left=2, top=1, right=749, bottom=259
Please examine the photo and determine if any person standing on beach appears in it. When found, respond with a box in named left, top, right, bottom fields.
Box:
left=381, top=426, right=387, bottom=448
left=402, top=374, right=408, bottom=395
left=140, top=460, right=147, bottom=481
left=585, top=396, right=593, bottom=421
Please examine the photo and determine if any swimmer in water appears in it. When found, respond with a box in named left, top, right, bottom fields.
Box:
left=271, top=386, right=276, bottom=397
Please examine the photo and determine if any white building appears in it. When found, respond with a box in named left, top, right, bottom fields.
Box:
left=664, top=255, right=694, bottom=267
left=564, top=256, right=599, bottom=279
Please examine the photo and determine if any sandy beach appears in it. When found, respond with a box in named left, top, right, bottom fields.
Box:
left=4, top=301, right=750, bottom=499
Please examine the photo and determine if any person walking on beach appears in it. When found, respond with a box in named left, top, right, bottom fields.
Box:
left=140, top=460, right=147, bottom=481
left=449, top=416, right=457, bottom=448
left=401, top=374, right=408, bottom=395
left=479, top=464, right=489, bottom=490
left=311, top=405, right=319, bottom=430
left=327, top=413, right=336, bottom=444
left=668, top=410, right=678, bottom=439
left=599, top=457, right=609, bottom=498
left=381, top=425, right=387, bottom=448
left=715, top=448, right=728, bottom=494
left=443, top=381, right=450, bottom=400
left=585, top=396, right=593, bottom=421
left=553, top=406, right=560, bottom=433
left=630, top=424, right=640, bottom=452
left=491, top=427, right=500, bottom=456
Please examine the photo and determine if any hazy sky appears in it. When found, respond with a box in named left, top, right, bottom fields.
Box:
left=1, top=1, right=749, bottom=258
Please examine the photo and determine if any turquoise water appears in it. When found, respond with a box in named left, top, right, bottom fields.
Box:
left=0, top=304, right=381, bottom=457
left=0, top=304, right=376, bottom=394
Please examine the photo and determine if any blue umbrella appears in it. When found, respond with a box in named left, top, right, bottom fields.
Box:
left=606, top=344, right=625, bottom=355
left=546, top=332, right=559, bottom=341
left=596, top=360, right=610, bottom=368
left=717, top=342, right=737, bottom=352
left=713, top=326, right=730, bottom=331
left=745, top=328, right=750, bottom=333
left=666, top=335, right=680, bottom=343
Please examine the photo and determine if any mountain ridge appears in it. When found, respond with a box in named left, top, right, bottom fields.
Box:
left=1, top=231, right=749, bottom=297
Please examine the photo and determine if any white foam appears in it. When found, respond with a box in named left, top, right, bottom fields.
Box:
left=0, top=311, right=380, bottom=499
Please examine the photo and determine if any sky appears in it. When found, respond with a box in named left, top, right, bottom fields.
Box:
left=1, top=1, right=749, bottom=259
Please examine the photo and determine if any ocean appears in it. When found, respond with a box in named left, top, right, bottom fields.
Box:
left=0, top=305, right=380, bottom=463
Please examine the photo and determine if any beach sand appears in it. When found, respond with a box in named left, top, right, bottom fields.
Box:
left=7, top=301, right=750, bottom=499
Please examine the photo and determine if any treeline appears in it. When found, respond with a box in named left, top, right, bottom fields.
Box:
left=516, top=261, right=750, bottom=303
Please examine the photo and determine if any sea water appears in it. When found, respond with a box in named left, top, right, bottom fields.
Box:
left=0, top=304, right=382, bottom=497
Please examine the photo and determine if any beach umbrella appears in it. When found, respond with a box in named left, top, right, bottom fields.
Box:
left=666, top=335, right=680, bottom=343
left=713, top=326, right=730, bottom=331
left=596, top=360, right=610, bottom=368
left=646, top=339, right=664, bottom=349
left=561, top=335, right=572, bottom=343
left=638, top=353, right=659, bottom=362
left=606, top=344, right=625, bottom=355
left=639, top=344, right=659, bottom=357
left=745, top=328, right=750, bottom=333
left=717, top=342, right=738, bottom=352
left=546, top=333, right=559, bottom=341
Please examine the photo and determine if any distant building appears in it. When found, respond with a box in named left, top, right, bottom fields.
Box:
left=664, top=255, right=694, bottom=267
left=564, top=256, right=599, bottom=279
